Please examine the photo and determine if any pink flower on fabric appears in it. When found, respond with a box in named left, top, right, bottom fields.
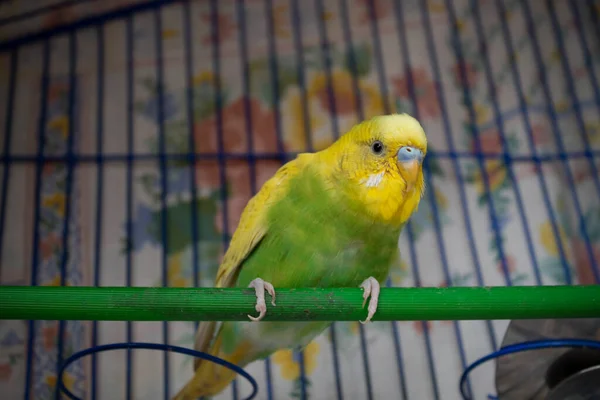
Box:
left=194, top=97, right=281, bottom=234
left=571, top=239, right=600, bottom=285
left=452, top=62, right=479, bottom=88
left=357, top=0, right=391, bottom=23
left=392, top=67, right=440, bottom=119
left=201, top=12, right=236, bottom=45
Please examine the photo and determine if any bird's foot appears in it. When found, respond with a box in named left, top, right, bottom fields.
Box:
left=359, top=276, right=380, bottom=324
left=247, top=278, right=276, bottom=321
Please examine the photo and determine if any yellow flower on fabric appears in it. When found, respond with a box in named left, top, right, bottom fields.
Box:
left=272, top=4, right=290, bottom=38
left=472, top=160, right=506, bottom=195
left=539, top=221, right=569, bottom=258
left=427, top=1, right=445, bottom=13
left=434, top=188, right=449, bottom=210
left=554, top=100, right=569, bottom=113
left=46, top=372, right=75, bottom=392
left=361, top=85, right=385, bottom=118
left=167, top=252, right=189, bottom=288
left=284, top=69, right=384, bottom=152
left=48, top=116, right=69, bottom=138
left=585, top=121, right=600, bottom=146
left=321, top=10, right=334, bottom=21
left=162, top=29, right=178, bottom=39
left=43, top=193, right=66, bottom=217
left=390, top=256, right=408, bottom=286
left=43, top=276, right=70, bottom=287
left=272, top=341, right=320, bottom=380
left=306, top=70, right=384, bottom=119
left=283, top=87, right=329, bottom=152
left=193, top=71, right=214, bottom=86
left=473, top=102, right=491, bottom=125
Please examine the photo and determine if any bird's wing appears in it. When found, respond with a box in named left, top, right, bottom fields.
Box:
left=192, top=154, right=312, bottom=367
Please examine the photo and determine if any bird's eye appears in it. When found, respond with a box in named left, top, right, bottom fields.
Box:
left=371, top=140, right=384, bottom=155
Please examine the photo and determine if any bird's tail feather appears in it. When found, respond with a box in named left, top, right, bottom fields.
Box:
left=172, top=336, right=252, bottom=400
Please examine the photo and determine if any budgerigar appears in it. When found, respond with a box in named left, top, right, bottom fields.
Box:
left=173, top=113, right=428, bottom=399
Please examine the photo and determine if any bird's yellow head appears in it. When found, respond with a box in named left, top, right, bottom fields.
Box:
left=319, top=113, right=428, bottom=227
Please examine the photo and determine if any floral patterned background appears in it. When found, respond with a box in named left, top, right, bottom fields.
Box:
left=0, top=0, right=600, bottom=399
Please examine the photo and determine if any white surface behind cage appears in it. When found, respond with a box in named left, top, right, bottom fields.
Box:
left=0, top=0, right=599, bottom=399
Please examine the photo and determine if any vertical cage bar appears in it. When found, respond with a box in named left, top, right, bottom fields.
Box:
left=235, top=0, right=273, bottom=397
left=290, top=0, right=343, bottom=395
left=265, top=0, right=289, bottom=163
left=522, top=0, right=594, bottom=284
left=571, top=1, right=600, bottom=146
left=364, top=0, right=407, bottom=397
left=154, top=7, right=171, bottom=400
left=444, top=0, right=514, bottom=288
left=0, top=50, right=17, bottom=274
left=53, top=30, right=78, bottom=399
left=326, top=303, right=343, bottom=398
left=208, top=0, right=236, bottom=398
left=588, top=0, right=600, bottom=39
left=338, top=0, right=364, bottom=114
left=547, top=0, right=600, bottom=196
left=469, top=0, right=543, bottom=285
left=472, top=1, right=542, bottom=286
left=25, top=40, right=51, bottom=399
left=405, top=221, right=440, bottom=400
left=208, top=0, right=229, bottom=248
left=125, top=15, right=135, bottom=399
left=546, top=0, right=600, bottom=283
left=416, top=0, right=498, bottom=355
left=391, top=3, right=442, bottom=398
left=315, top=0, right=341, bottom=138
left=182, top=0, right=201, bottom=315
left=91, top=23, right=105, bottom=400
left=236, top=0, right=258, bottom=195
left=396, top=2, right=473, bottom=396
left=337, top=0, right=375, bottom=397
left=289, top=0, right=314, bottom=154
left=495, top=0, right=571, bottom=284
left=264, top=0, right=293, bottom=395
left=181, top=8, right=203, bottom=395
left=313, top=0, right=345, bottom=398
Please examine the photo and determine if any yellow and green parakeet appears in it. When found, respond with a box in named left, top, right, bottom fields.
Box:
left=173, top=113, right=428, bottom=399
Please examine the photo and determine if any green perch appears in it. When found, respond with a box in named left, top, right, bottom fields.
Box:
left=1, top=285, right=599, bottom=322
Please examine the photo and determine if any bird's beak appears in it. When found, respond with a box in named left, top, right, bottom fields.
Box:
left=397, top=146, right=424, bottom=192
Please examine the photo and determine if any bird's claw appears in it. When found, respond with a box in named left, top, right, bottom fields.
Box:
left=247, top=278, right=276, bottom=321
left=359, top=277, right=380, bottom=324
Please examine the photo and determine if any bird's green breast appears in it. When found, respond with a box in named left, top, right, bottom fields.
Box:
left=219, top=167, right=403, bottom=358
left=236, top=166, right=402, bottom=290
